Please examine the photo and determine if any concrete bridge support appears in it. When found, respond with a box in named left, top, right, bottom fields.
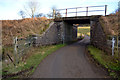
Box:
left=90, top=19, right=107, bottom=47
left=62, top=21, right=74, bottom=43
left=90, top=18, right=111, bottom=54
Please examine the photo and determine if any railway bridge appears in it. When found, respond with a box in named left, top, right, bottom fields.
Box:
left=53, top=5, right=107, bottom=43
left=36, top=5, right=108, bottom=51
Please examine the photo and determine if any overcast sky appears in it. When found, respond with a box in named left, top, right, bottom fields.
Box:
left=0, top=0, right=119, bottom=20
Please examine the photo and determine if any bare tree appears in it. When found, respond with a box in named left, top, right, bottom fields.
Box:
left=22, top=0, right=40, bottom=18
left=52, top=6, right=57, bottom=11
left=51, top=6, right=57, bottom=18
left=18, top=10, right=25, bottom=18
left=47, top=12, right=53, bottom=18
left=56, top=11, right=62, bottom=18
left=51, top=6, right=62, bottom=18
left=35, top=13, right=43, bottom=17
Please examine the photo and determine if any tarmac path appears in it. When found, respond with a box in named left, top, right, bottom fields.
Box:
left=31, top=36, right=108, bottom=78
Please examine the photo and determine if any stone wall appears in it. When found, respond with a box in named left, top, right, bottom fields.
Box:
left=90, top=18, right=112, bottom=54
left=34, top=22, right=77, bottom=46
left=35, top=22, right=62, bottom=46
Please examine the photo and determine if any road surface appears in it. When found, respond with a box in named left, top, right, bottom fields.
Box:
left=31, top=36, right=108, bottom=78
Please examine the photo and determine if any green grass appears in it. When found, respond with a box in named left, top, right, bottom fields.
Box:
left=26, top=44, right=65, bottom=74
left=77, top=27, right=90, bottom=37
left=2, top=44, right=66, bottom=77
left=87, top=45, right=120, bottom=78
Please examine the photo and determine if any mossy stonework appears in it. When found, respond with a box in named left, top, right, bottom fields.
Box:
left=90, top=17, right=111, bottom=54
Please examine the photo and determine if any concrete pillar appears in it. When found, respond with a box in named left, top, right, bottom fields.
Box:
left=62, top=21, right=73, bottom=43
left=72, top=26, right=77, bottom=40
left=90, top=20, right=96, bottom=45
left=90, top=21, right=93, bottom=44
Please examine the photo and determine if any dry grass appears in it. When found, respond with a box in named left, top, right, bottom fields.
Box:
left=2, top=17, right=52, bottom=46
left=99, top=14, right=119, bottom=36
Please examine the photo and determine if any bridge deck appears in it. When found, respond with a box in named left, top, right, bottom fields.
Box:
left=54, top=15, right=102, bottom=24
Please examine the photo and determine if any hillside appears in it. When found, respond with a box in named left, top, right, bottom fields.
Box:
left=2, top=17, right=52, bottom=46
left=99, top=12, right=120, bottom=36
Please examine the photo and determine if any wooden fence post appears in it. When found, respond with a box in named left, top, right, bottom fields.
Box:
left=53, top=9, right=56, bottom=19
left=14, top=37, right=18, bottom=65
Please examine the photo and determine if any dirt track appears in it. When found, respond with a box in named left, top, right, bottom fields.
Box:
left=31, top=36, right=109, bottom=78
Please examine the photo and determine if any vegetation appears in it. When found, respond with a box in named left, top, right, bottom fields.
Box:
left=2, top=17, right=52, bottom=46
left=77, top=26, right=90, bottom=38
left=19, top=0, right=40, bottom=18
left=47, top=6, right=62, bottom=19
left=2, top=44, right=65, bottom=78
left=87, top=45, right=120, bottom=78
left=99, top=11, right=120, bottom=61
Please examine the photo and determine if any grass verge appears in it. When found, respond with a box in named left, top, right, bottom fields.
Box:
left=26, top=44, right=66, bottom=76
left=2, top=44, right=66, bottom=79
left=87, top=45, right=120, bottom=78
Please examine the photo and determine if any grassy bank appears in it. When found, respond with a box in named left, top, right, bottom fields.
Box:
left=2, top=44, right=65, bottom=78
left=87, top=45, right=120, bottom=78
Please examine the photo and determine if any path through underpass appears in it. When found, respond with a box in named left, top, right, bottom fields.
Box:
left=31, top=36, right=109, bottom=78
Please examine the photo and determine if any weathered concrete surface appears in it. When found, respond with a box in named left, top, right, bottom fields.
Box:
left=31, top=36, right=109, bottom=78
left=62, top=21, right=73, bottom=43
left=35, top=22, right=77, bottom=46
left=35, top=22, right=63, bottom=46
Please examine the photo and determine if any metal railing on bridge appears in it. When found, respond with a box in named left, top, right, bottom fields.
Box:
left=53, top=5, right=107, bottom=18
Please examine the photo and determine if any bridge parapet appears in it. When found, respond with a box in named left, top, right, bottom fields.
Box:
left=53, top=5, right=107, bottom=18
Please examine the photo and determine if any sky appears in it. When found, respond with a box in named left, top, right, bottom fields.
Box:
left=0, top=0, right=119, bottom=20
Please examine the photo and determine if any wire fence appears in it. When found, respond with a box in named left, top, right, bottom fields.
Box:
left=5, top=35, right=37, bottom=66
left=107, top=35, right=120, bottom=57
